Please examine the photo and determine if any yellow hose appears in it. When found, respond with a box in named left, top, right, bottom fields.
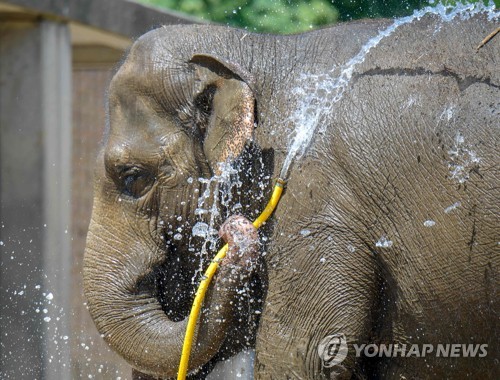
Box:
left=177, top=178, right=286, bottom=379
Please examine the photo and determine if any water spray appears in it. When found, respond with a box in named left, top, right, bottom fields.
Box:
left=279, top=0, right=498, bottom=180
left=177, top=177, right=286, bottom=379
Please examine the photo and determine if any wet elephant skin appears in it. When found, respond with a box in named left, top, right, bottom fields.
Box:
left=83, top=13, right=499, bottom=379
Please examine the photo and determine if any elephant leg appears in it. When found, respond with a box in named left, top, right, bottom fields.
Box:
left=206, top=349, right=255, bottom=379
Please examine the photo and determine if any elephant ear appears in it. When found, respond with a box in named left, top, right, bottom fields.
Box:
left=190, top=54, right=255, bottom=175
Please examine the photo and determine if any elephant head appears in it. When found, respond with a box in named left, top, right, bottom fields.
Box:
left=83, top=31, right=264, bottom=378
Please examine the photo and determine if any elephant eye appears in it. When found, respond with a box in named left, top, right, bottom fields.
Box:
left=120, top=166, right=154, bottom=198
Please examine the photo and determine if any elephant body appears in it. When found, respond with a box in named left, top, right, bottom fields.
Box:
left=84, top=10, right=499, bottom=380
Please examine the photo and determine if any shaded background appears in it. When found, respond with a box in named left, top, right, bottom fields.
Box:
left=0, top=0, right=497, bottom=379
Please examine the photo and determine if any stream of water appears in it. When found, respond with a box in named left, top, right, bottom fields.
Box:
left=279, top=1, right=499, bottom=180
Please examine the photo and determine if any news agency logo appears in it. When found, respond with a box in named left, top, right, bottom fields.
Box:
left=351, top=343, right=488, bottom=358
left=318, top=333, right=488, bottom=367
left=317, top=333, right=348, bottom=367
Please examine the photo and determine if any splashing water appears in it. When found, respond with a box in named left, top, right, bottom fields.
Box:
left=279, top=2, right=499, bottom=180
left=190, top=162, right=246, bottom=282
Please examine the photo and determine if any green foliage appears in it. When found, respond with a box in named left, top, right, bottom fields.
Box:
left=136, top=0, right=499, bottom=34
left=237, top=0, right=340, bottom=34
left=140, top=0, right=340, bottom=33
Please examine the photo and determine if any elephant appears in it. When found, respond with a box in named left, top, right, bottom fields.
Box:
left=83, top=9, right=499, bottom=380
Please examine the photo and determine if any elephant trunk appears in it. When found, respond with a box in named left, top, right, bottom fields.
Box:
left=83, top=200, right=246, bottom=378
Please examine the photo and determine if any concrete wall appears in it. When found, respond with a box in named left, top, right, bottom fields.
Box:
left=0, top=1, right=196, bottom=378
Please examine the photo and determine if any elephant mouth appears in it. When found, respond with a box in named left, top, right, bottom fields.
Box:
left=133, top=181, right=225, bottom=323
left=135, top=240, right=199, bottom=322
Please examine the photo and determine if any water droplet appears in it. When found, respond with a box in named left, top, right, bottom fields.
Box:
left=423, top=220, right=436, bottom=227
left=44, top=316, right=51, bottom=322
left=173, top=233, right=182, bottom=241
left=192, top=222, right=209, bottom=238
left=300, top=229, right=311, bottom=237
left=195, top=208, right=208, bottom=215
left=376, top=236, right=393, bottom=248
left=46, top=292, right=54, bottom=300
left=444, top=201, right=461, bottom=214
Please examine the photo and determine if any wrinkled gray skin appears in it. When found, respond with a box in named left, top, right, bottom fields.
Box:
left=83, top=14, right=499, bottom=379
